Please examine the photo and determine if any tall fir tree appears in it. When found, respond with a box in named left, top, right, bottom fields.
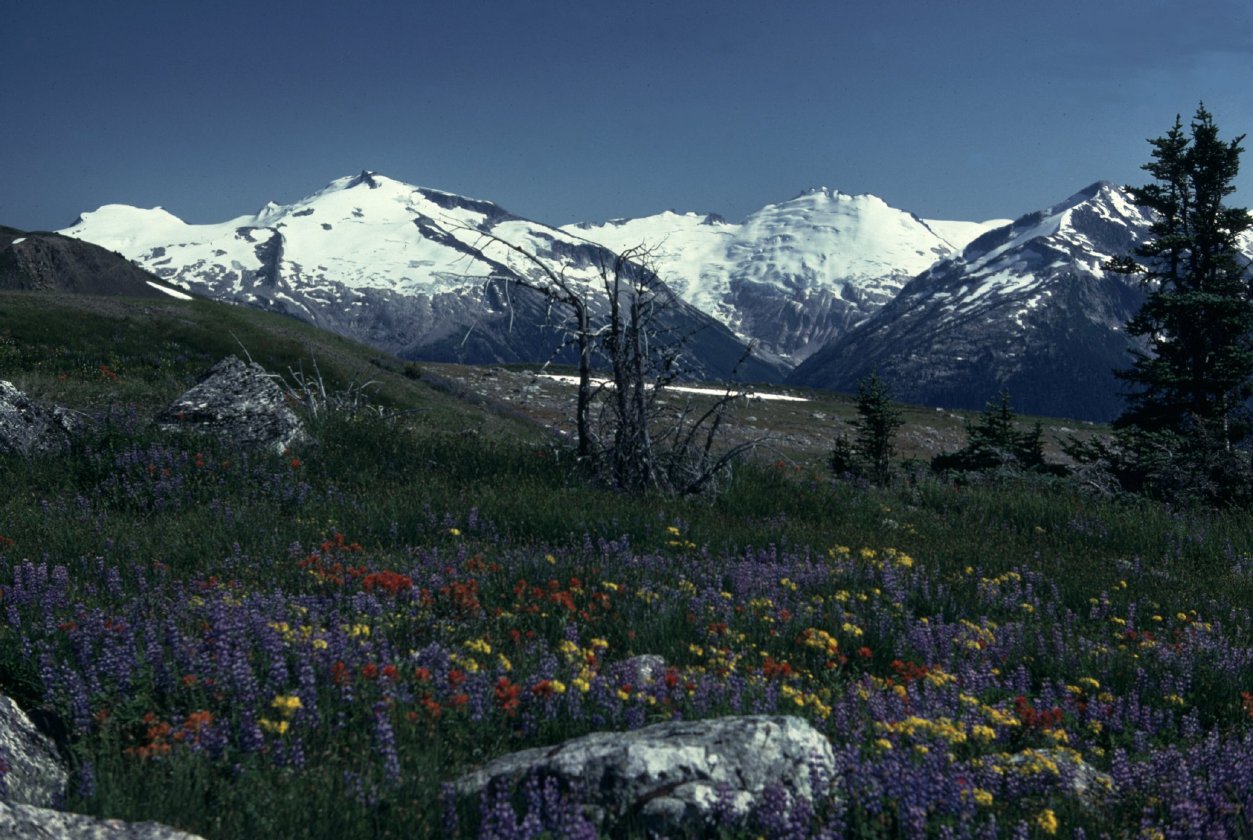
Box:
left=831, top=371, right=902, bottom=484
left=1112, top=105, right=1253, bottom=450
left=851, top=370, right=903, bottom=484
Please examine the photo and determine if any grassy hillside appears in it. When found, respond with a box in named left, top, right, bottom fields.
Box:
left=1, top=291, right=1251, bottom=838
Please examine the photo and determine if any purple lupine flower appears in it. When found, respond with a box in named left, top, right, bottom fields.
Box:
left=372, top=701, right=401, bottom=788
left=76, top=759, right=96, bottom=800
left=440, top=781, right=460, bottom=838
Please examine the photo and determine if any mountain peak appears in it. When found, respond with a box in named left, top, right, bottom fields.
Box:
left=347, top=170, right=384, bottom=189
left=1047, top=180, right=1118, bottom=215
left=791, top=186, right=877, bottom=204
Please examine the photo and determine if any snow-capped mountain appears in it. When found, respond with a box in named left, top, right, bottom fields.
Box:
left=564, top=189, right=1007, bottom=363
left=787, top=182, right=1158, bottom=421
left=60, top=172, right=783, bottom=382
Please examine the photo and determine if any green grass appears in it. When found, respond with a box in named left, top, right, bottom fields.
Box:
left=1, top=291, right=1252, bottom=838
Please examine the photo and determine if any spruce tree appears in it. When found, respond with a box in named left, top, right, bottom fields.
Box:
left=1113, top=105, right=1253, bottom=451
left=850, top=371, right=903, bottom=484
left=932, top=391, right=1046, bottom=473
left=831, top=371, right=903, bottom=482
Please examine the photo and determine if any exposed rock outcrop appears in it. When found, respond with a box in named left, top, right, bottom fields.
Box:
left=455, top=715, right=836, bottom=834
left=0, top=801, right=207, bottom=840
left=998, top=747, right=1117, bottom=807
left=155, top=356, right=308, bottom=455
left=0, top=694, right=67, bottom=808
left=0, top=231, right=178, bottom=299
left=0, top=381, right=82, bottom=457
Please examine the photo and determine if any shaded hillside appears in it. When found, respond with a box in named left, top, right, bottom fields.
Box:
left=0, top=289, right=541, bottom=444
left=0, top=227, right=193, bottom=299
left=788, top=183, right=1153, bottom=421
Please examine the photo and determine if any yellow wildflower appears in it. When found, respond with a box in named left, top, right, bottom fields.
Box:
left=271, top=694, right=302, bottom=716
left=971, top=725, right=997, bottom=741
left=1036, top=808, right=1059, bottom=835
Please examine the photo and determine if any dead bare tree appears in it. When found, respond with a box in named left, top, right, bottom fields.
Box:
left=457, top=227, right=598, bottom=460
left=462, top=228, right=759, bottom=494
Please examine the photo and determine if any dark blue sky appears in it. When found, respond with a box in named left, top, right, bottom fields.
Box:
left=5, top=0, right=1252, bottom=231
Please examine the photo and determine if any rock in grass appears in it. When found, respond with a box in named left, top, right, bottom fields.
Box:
left=0, top=694, right=68, bottom=809
left=0, top=381, right=82, bottom=457
left=454, top=714, right=836, bottom=834
left=0, top=800, right=206, bottom=840
left=155, top=356, right=308, bottom=455
left=998, top=747, right=1117, bottom=807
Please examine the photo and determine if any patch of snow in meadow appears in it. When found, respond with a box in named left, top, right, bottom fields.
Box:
left=538, top=374, right=808, bottom=402
left=146, top=281, right=193, bottom=300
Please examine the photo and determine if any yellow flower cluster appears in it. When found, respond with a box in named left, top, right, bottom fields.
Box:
left=259, top=718, right=289, bottom=735
left=799, top=628, right=840, bottom=656
left=464, top=638, right=492, bottom=655
left=268, top=620, right=329, bottom=650
left=271, top=694, right=302, bottom=716
left=260, top=693, right=302, bottom=736
left=876, top=716, right=969, bottom=745
left=779, top=683, right=832, bottom=718
left=1036, top=808, right=1059, bottom=834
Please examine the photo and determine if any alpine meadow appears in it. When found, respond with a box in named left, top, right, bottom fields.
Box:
left=2, top=108, right=1253, bottom=840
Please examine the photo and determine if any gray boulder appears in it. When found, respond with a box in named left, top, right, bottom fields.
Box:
left=0, top=694, right=67, bottom=809
left=0, top=381, right=82, bottom=457
left=455, top=715, right=835, bottom=834
left=155, top=356, right=308, bottom=455
left=0, top=801, right=206, bottom=840
left=999, top=747, right=1117, bottom=807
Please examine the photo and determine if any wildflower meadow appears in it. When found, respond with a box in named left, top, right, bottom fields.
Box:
left=1, top=298, right=1252, bottom=838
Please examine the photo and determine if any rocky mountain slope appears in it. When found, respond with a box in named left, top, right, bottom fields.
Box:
left=0, top=226, right=190, bottom=300
left=565, top=190, right=1007, bottom=363
left=787, top=182, right=1158, bottom=421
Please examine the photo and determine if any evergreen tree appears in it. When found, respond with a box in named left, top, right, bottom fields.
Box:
left=853, top=371, right=903, bottom=483
left=831, top=371, right=903, bottom=483
left=932, top=391, right=1047, bottom=473
left=1100, top=106, right=1253, bottom=503
left=1112, top=105, right=1253, bottom=449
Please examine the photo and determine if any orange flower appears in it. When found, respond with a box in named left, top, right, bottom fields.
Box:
left=494, top=677, right=521, bottom=716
